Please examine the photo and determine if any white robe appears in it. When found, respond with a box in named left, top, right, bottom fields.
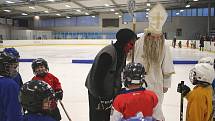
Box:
left=134, top=37, right=175, bottom=120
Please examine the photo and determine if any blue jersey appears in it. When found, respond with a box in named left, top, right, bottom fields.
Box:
left=121, top=112, right=155, bottom=121
left=0, top=76, right=23, bottom=121
left=23, top=114, right=56, bottom=121
left=212, top=79, right=215, bottom=89
left=121, top=116, right=155, bottom=121
left=12, top=72, right=23, bottom=89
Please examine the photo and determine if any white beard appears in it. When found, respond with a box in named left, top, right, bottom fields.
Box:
left=143, top=35, right=164, bottom=63
left=142, top=35, right=164, bottom=72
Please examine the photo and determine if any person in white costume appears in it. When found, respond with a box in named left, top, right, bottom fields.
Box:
left=133, top=3, right=175, bottom=121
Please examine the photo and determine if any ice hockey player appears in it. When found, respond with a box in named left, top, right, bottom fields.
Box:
left=111, top=62, right=158, bottom=121
left=31, top=58, right=63, bottom=121
left=198, top=57, right=215, bottom=120
left=20, top=80, right=57, bottom=121
left=177, top=63, right=215, bottom=121
left=3, top=47, right=23, bottom=88
left=0, top=51, right=23, bottom=121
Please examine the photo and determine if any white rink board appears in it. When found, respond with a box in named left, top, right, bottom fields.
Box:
left=1, top=39, right=215, bottom=52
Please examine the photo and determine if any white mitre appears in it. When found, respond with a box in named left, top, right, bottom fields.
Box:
left=145, top=3, right=168, bottom=34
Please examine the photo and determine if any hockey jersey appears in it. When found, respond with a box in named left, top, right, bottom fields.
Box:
left=0, top=76, right=23, bottom=121
left=111, top=88, right=158, bottom=121
left=23, top=113, right=56, bottom=121
left=12, top=72, right=23, bottom=89
left=32, top=73, right=62, bottom=91
left=185, top=85, right=213, bottom=121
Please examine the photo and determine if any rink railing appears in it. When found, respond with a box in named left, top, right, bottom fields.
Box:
left=0, top=39, right=115, bottom=47
left=1, top=39, right=214, bottom=52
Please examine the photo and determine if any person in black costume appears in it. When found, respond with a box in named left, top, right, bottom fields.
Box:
left=85, top=28, right=137, bottom=121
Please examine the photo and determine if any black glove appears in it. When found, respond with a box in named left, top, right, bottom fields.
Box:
left=55, top=89, right=63, bottom=100
left=177, top=83, right=190, bottom=97
left=96, top=97, right=113, bottom=111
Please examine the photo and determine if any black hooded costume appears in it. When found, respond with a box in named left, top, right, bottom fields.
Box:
left=85, top=28, right=137, bottom=121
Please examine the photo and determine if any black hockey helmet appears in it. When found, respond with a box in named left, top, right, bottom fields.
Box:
left=0, top=51, right=18, bottom=76
left=123, top=62, right=146, bottom=87
left=20, top=80, right=56, bottom=113
left=31, top=58, right=49, bottom=72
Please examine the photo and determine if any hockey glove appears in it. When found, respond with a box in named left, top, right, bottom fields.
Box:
left=55, top=89, right=63, bottom=100
left=177, top=83, right=190, bottom=97
left=96, top=97, right=113, bottom=111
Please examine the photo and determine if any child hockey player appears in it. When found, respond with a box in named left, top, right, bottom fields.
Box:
left=177, top=63, right=215, bottom=121
left=3, top=47, right=23, bottom=88
left=0, top=51, right=23, bottom=121
left=20, top=80, right=57, bottom=121
left=198, top=57, right=215, bottom=120
left=111, top=62, right=158, bottom=121
left=31, top=58, right=63, bottom=121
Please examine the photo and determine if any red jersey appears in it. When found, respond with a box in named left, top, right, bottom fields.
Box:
left=112, top=88, right=158, bottom=119
left=32, top=73, right=62, bottom=92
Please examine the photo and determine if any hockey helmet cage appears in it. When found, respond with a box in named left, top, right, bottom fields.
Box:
left=189, top=63, right=215, bottom=85
left=20, top=80, right=56, bottom=113
left=0, top=51, right=18, bottom=76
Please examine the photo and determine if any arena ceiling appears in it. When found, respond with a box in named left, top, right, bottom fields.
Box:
left=0, top=0, right=213, bottom=18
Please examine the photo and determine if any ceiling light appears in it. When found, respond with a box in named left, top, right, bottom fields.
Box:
left=5, top=1, right=15, bottom=3
left=65, top=5, right=71, bottom=7
left=22, top=13, right=28, bottom=16
left=34, top=16, right=40, bottom=20
left=118, top=15, right=122, bottom=18
left=180, top=9, right=184, bottom=12
left=104, top=4, right=109, bottom=7
left=29, top=6, right=35, bottom=9
left=186, top=4, right=190, bottom=8
left=85, top=12, right=89, bottom=15
left=48, top=0, right=54, bottom=1
left=176, top=12, right=180, bottom=15
left=56, top=13, right=61, bottom=16
left=110, top=9, right=115, bottom=12
left=193, top=0, right=198, bottom=1
left=146, top=15, right=148, bottom=18
left=146, top=3, right=150, bottom=7
left=146, top=8, right=150, bottom=11
left=66, top=16, right=71, bottom=18
left=146, top=12, right=148, bottom=15
left=91, top=15, right=95, bottom=18
left=76, top=9, right=81, bottom=12
left=3, top=9, right=11, bottom=12
left=115, top=12, right=119, bottom=15
left=44, top=11, right=49, bottom=13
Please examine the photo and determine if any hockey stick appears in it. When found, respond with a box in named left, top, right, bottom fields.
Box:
left=59, top=100, right=72, bottom=121
left=180, top=81, right=184, bottom=121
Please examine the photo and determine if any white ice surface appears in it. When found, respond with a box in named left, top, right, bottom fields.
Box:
left=16, top=45, right=214, bottom=121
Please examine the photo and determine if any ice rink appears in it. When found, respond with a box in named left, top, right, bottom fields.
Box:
left=15, top=44, right=215, bottom=121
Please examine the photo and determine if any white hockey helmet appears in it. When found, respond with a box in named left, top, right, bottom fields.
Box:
left=198, top=57, right=214, bottom=67
left=189, top=63, right=215, bottom=85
